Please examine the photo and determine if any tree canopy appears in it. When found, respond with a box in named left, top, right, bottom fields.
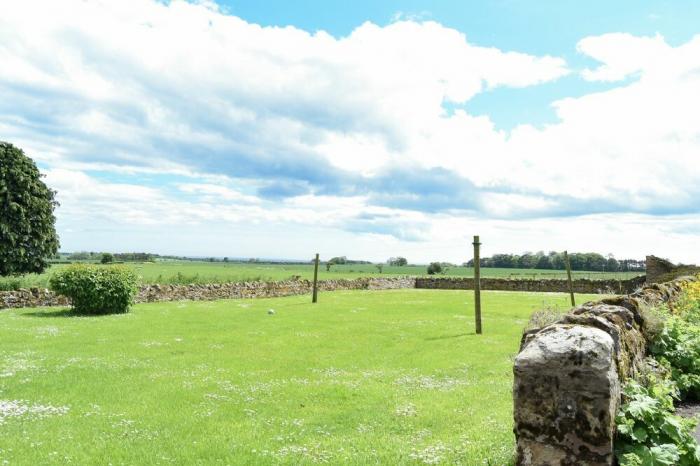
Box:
left=0, top=142, right=59, bottom=276
left=465, top=251, right=644, bottom=272
left=388, top=256, right=408, bottom=266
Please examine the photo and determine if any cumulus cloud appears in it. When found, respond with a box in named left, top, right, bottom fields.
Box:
left=578, top=33, right=670, bottom=82
left=0, top=0, right=566, bottom=189
left=1, top=0, right=699, bottom=261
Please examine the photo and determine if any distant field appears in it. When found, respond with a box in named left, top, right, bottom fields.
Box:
left=0, top=289, right=601, bottom=464
left=0, top=261, right=644, bottom=290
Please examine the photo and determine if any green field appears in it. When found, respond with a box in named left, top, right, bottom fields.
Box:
left=0, top=289, right=600, bottom=465
left=0, top=261, right=643, bottom=290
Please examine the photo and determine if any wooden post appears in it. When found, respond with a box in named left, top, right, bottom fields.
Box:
left=312, top=253, right=319, bottom=303
left=564, top=250, right=575, bottom=307
left=473, top=235, right=482, bottom=334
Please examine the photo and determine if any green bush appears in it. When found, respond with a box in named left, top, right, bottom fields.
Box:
left=650, top=316, right=700, bottom=400
left=615, top=379, right=700, bottom=466
left=49, top=264, right=138, bottom=314
left=427, top=262, right=443, bottom=275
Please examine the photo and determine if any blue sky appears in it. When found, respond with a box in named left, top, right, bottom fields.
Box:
left=1, top=0, right=700, bottom=263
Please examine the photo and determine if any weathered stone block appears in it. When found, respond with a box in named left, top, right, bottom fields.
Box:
left=514, top=325, right=620, bottom=466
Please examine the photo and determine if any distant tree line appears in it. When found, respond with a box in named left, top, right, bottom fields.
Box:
left=387, top=257, right=408, bottom=266
left=326, top=256, right=372, bottom=265
left=464, top=251, right=645, bottom=272
left=66, top=251, right=155, bottom=262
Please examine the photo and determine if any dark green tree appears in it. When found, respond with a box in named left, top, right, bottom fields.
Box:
left=0, top=142, right=59, bottom=276
left=388, top=256, right=408, bottom=266
left=427, top=262, right=443, bottom=275
left=100, top=253, right=114, bottom=264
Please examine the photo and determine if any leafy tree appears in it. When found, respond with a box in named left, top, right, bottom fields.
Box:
left=536, top=253, right=552, bottom=269
left=0, top=142, right=59, bottom=276
left=427, top=262, right=443, bottom=275
left=100, top=253, right=114, bottom=264
left=518, top=252, right=538, bottom=269
left=388, top=257, right=408, bottom=266
left=376, top=264, right=383, bottom=273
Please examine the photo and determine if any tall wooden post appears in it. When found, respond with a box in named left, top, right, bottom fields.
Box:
left=564, top=250, right=575, bottom=307
left=312, top=253, right=319, bottom=303
left=473, top=235, right=482, bottom=334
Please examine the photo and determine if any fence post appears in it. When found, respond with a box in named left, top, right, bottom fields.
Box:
left=312, top=253, right=319, bottom=303
left=473, top=235, right=482, bottom=334
left=564, top=250, right=575, bottom=307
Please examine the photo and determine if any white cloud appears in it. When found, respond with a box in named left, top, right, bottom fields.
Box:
left=578, top=33, right=669, bottom=82
left=0, top=0, right=568, bottom=175
left=177, top=183, right=260, bottom=203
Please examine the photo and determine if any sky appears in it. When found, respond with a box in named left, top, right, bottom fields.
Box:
left=1, top=0, right=699, bottom=264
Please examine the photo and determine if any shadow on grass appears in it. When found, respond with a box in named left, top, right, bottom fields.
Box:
left=425, top=332, right=475, bottom=341
left=22, top=308, right=105, bottom=318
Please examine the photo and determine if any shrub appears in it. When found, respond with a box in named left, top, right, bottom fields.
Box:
left=615, top=379, right=700, bottom=465
left=650, top=316, right=700, bottom=400
left=49, top=264, right=138, bottom=314
left=427, top=262, right=442, bottom=275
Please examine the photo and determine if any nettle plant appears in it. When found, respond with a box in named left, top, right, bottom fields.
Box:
left=615, top=379, right=700, bottom=466
left=50, top=264, right=138, bottom=314
left=650, top=317, right=700, bottom=400
left=616, top=279, right=700, bottom=466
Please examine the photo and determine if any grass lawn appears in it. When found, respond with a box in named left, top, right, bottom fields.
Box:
left=0, top=289, right=600, bottom=465
left=0, top=261, right=643, bottom=290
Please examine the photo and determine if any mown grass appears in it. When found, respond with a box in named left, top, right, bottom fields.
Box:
left=0, top=289, right=600, bottom=465
left=0, top=261, right=643, bottom=290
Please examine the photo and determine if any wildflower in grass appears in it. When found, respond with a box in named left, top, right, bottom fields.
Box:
left=0, top=400, right=69, bottom=425
left=394, top=403, right=417, bottom=417
left=409, top=442, right=449, bottom=465
left=395, top=374, right=467, bottom=391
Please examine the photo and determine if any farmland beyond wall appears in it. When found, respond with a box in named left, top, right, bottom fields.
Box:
left=1, top=275, right=646, bottom=309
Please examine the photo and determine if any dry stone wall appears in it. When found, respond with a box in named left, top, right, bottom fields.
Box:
left=513, top=277, right=695, bottom=465
left=136, top=276, right=416, bottom=303
left=0, top=277, right=417, bottom=309
left=646, top=255, right=700, bottom=283
left=415, top=276, right=645, bottom=294
left=1, top=274, right=647, bottom=310
left=0, top=287, right=70, bottom=309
